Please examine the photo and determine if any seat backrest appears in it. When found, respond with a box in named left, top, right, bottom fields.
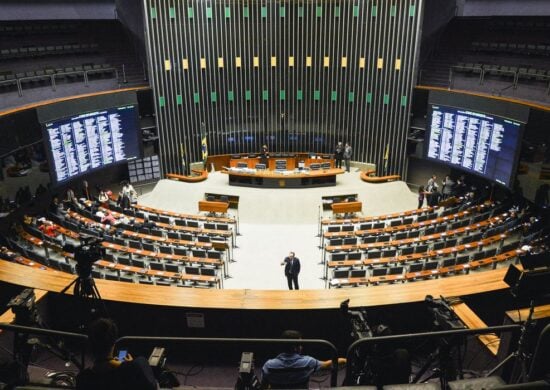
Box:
left=372, top=267, right=387, bottom=276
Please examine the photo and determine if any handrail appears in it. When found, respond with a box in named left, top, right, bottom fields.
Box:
left=8, top=67, right=120, bottom=97
left=116, top=336, right=340, bottom=386
left=448, top=64, right=550, bottom=95
left=415, top=85, right=550, bottom=112
left=345, top=324, right=521, bottom=383
left=0, top=322, right=88, bottom=369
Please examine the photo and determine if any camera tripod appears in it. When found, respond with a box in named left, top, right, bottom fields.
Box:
left=486, top=299, right=536, bottom=383
left=413, top=335, right=463, bottom=390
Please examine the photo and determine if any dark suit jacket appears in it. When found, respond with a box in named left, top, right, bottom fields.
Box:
left=284, top=257, right=301, bottom=276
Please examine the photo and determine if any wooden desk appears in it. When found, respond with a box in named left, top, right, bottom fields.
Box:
left=452, top=302, right=500, bottom=356
left=322, top=194, right=358, bottom=211
left=0, top=260, right=521, bottom=310
left=204, top=193, right=240, bottom=210
left=222, top=168, right=344, bottom=188
left=132, top=203, right=236, bottom=224
left=229, top=156, right=333, bottom=171
left=199, top=200, right=229, bottom=214
left=331, top=201, right=362, bottom=215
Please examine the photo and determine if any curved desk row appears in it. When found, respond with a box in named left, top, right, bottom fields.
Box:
left=0, top=260, right=513, bottom=310
left=221, top=168, right=345, bottom=188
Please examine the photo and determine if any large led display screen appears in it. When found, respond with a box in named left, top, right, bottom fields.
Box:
left=425, top=105, right=524, bottom=188
left=43, top=105, right=141, bottom=184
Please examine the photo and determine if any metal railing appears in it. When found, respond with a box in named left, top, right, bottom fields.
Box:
left=1, top=67, right=120, bottom=97
left=0, top=322, right=88, bottom=369
left=116, top=336, right=341, bottom=386
left=448, top=65, right=550, bottom=95
left=345, top=324, right=522, bottom=385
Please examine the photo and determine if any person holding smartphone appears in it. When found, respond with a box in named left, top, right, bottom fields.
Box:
left=76, top=318, right=158, bottom=390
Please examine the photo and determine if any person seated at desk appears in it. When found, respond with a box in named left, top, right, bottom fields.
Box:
left=38, top=219, right=59, bottom=238
left=100, top=211, right=117, bottom=226
left=77, top=318, right=158, bottom=390
left=262, top=330, right=346, bottom=388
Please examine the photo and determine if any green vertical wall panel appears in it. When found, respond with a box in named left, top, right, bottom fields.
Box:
left=145, top=0, right=422, bottom=177
left=316, top=6, right=323, bottom=17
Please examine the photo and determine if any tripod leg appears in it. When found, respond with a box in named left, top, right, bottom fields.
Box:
left=413, top=350, right=438, bottom=383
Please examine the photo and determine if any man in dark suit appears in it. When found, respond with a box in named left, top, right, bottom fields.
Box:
left=281, top=251, right=301, bottom=290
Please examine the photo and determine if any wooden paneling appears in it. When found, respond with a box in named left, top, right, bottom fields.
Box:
left=0, top=261, right=513, bottom=310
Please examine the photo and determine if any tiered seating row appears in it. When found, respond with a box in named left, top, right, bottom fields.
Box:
left=329, top=247, right=523, bottom=288
left=15, top=216, right=224, bottom=288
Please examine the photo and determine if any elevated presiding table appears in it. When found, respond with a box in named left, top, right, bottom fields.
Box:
left=221, top=167, right=345, bottom=188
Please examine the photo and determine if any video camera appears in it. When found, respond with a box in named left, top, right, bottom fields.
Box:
left=425, top=295, right=465, bottom=330
left=63, top=236, right=105, bottom=279
left=7, top=289, right=42, bottom=327
left=341, top=299, right=373, bottom=340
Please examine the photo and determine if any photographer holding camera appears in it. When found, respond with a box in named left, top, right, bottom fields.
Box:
left=76, top=318, right=158, bottom=390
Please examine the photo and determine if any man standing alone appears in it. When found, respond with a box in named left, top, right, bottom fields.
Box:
left=281, top=251, right=300, bottom=290
left=343, top=143, right=352, bottom=172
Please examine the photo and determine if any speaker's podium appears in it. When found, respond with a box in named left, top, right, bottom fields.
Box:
left=331, top=201, right=362, bottom=216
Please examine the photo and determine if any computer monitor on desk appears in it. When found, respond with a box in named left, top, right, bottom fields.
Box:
left=255, top=163, right=266, bottom=170
left=321, top=162, right=331, bottom=169
left=237, top=162, right=248, bottom=168
left=310, top=163, right=321, bottom=170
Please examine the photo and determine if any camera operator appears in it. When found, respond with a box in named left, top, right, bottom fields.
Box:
left=76, top=318, right=158, bottom=390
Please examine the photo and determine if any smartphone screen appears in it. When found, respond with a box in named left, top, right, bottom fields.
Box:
left=117, top=350, right=127, bottom=360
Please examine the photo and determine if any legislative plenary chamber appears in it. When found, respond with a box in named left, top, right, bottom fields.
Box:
left=0, top=0, right=550, bottom=389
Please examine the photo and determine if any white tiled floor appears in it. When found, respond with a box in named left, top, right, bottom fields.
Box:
left=139, top=171, right=418, bottom=289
